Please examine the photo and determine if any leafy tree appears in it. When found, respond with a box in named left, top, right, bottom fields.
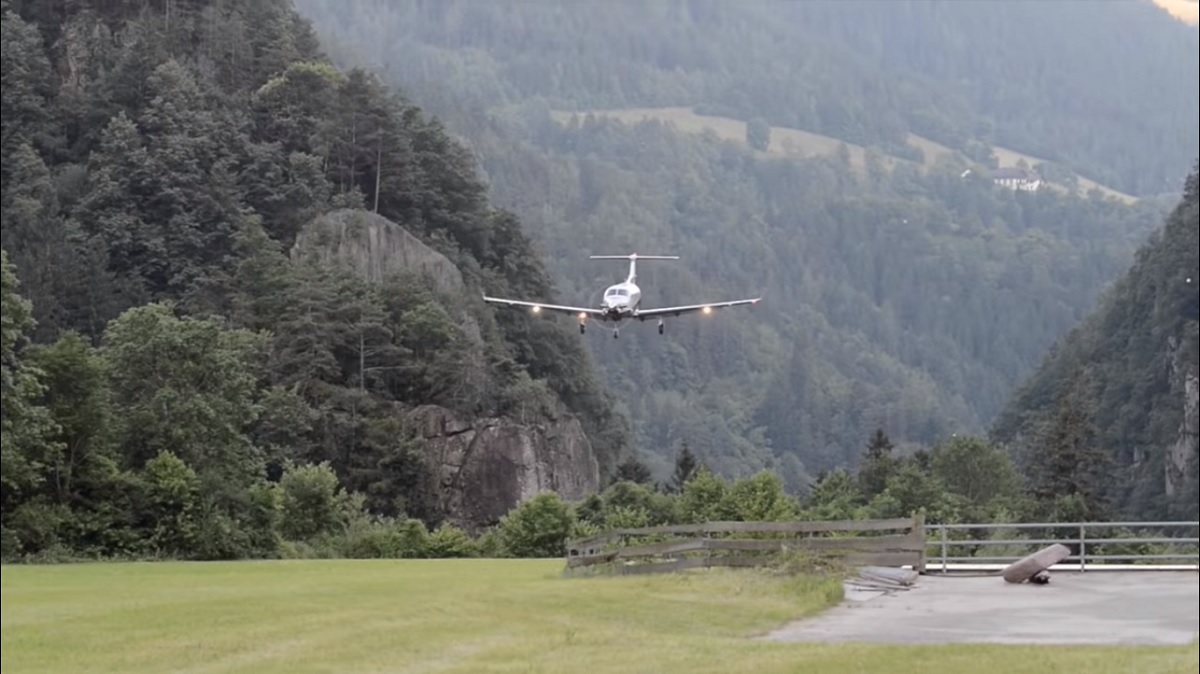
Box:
left=278, top=461, right=357, bottom=541
left=801, top=469, right=863, bottom=521
left=928, top=435, right=1023, bottom=520
left=722, top=471, right=799, bottom=521
left=138, top=450, right=202, bottom=557
left=677, top=467, right=729, bottom=523
left=868, top=461, right=964, bottom=524
left=497, top=491, right=576, bottom=558
left=102, top=302, right=268, bottom=479
left=0, top=250, right=63, bottom=557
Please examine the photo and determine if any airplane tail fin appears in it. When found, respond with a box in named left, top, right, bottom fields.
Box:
left=589, top=253, right=679, bottom=283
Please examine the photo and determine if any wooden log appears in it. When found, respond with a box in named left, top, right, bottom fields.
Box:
left=1002, top=543, right=1071, bottom=584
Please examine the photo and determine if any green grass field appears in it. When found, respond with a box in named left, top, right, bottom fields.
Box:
left=550, top=107, right=1138, bottom=204
left=2, top=559, right=1196, bottom=673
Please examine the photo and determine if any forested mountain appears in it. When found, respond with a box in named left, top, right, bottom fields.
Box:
left=297, top=0, right=1198, bottom=198
left=0, top=0, right=628, bottom=559
left=296, top=0, right=1180, bottom=491
left=992, top=165, right=1199, bottom=521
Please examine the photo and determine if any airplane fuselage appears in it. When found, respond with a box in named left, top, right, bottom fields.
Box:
left=601, top=281, right=641, bottom=321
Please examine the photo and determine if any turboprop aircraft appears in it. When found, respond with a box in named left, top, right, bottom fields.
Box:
left=482, top=253, right=761, bottom=338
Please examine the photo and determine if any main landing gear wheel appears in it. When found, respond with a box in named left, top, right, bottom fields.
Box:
left=579, top=323, right=586, bottom=334
left=613, top=328, right=620, bottom=339
left=658, top=320, right=664, bottom=335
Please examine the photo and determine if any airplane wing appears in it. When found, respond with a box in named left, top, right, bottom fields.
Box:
left=635, top=297, right=761, bottom=318
left=482, top=295, right=608, bottom=318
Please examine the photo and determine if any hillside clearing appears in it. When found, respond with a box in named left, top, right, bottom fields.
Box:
left=551, top=107, right=1138, bottom=204
left=3, top=559, right=1196, bottom=673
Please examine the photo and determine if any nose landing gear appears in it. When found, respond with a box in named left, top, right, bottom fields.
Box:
left=613, top=327, right=620, bottom=339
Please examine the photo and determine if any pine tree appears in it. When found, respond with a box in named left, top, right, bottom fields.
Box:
left=857, top=428, right=896, bottom=498
left=612, top=455, right=653, bottom=486
left=669, top=441, right=700, bottom=493
left=1026, top=368, right=1111, bottom=520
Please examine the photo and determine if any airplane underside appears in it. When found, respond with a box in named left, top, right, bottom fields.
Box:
left=580, top=309, right=665, bottom=337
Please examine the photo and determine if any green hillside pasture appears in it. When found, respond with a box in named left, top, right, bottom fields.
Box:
left=551, top=107, right=1137, bottom=204
left=2, top=559, right=1195, bottom=673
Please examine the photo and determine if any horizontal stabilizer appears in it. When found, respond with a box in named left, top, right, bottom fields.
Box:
left=590, top=253, right=678, bottom=282
left=589, top=253, right=679, bottom=260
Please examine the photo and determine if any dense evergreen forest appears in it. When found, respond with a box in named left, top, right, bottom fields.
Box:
left=295, top=0, right=1182, bottom=493
left=993, top=165, right=1199, bottom=520
left=1, top=0, right=635, bottom=560
left=297, top=0, right=1199, bottom=198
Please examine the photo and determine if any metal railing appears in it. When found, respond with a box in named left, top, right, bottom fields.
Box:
left=923, top=521, right=1200, bottom=573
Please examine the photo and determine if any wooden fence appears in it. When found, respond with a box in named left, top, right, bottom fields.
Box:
left=564, top=514, right=926, bottom=576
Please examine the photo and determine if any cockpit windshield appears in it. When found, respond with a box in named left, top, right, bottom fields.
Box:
left=605, top=288, right=629, bottom=297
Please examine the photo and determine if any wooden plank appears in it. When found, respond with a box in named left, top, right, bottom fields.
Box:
left=705, top=551, right=921, bottom=569
left=609, top=517, right=916, bottom=538
left=565, top=550, right=619, bottom=568
left=617, top=538, right=708, bottom=559
left=705, top=533, right=921, bottom=553
left=569, top=549, right=922, bottom=575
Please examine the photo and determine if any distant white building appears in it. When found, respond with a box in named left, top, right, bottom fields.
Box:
left=990, top=166, right=1043, bottom=192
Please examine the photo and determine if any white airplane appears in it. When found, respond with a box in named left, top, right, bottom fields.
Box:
left=482, top=253, right=761, bottom=338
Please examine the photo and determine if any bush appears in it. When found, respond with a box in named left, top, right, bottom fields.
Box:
left=497, top=492, right=576, bottom=558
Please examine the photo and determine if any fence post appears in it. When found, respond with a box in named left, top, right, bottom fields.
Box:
left=913, top=511, right=927, bottom=573
left=1079, top=525, right=1086, bottom=572
left=936, top=522, right=945, bottom=568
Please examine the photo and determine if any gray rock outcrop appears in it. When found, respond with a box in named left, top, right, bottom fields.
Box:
left=409, top=405, right=600, bottom=532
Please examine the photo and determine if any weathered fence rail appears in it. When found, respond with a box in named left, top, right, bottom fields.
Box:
left=564, top=518, right=1200, bottom=577
left=923, top=521, right=1200, bottom=573
left=564, top=515, right=926, bottom=576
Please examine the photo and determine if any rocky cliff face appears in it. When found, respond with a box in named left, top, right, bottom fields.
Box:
left=293, top=208, right=491, bottom=350
left=293, top=208, right=466, bottom=292
left=291, top=208, right=602, bottom=528
left=409, top=405, right=599, bottom=532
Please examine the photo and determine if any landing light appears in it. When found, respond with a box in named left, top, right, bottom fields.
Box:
left=579, top=312, right=587, bottom=319
left=531, top=306, right=540, bottom=313
left=702, top=306, right=712, bottom=314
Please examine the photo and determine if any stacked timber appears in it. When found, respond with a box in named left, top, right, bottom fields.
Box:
left=847, top=565, right=920, bottom=591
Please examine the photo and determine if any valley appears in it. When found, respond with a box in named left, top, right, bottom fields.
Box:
left=1, top=0, right=1195, bottom=571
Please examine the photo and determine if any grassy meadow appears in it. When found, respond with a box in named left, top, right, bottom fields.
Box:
left=550, top=107, right=1139, bottom=204
left=2, top=559, right=1197, bottom=673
